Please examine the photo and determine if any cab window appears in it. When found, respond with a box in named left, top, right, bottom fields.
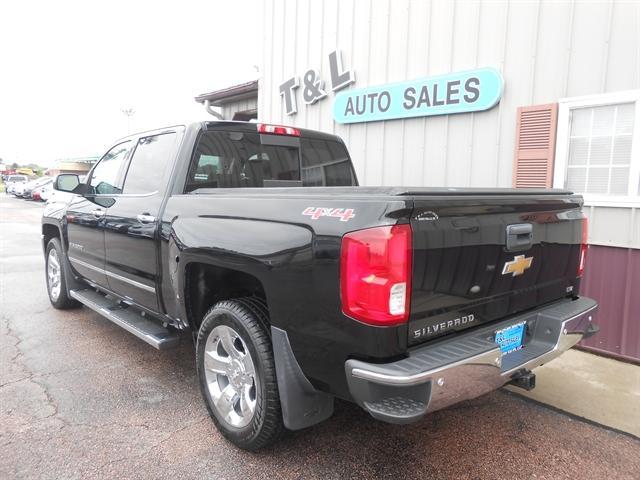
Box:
left=185, top=131, right=300, bottom=192
left=300, top=138, right=357, bottom=186
left=89, top=142, right=131, bottom=195
left=122, top=133, right=176, bottom=194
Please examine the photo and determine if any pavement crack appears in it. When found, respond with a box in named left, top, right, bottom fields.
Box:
left=0, top=374, right=35, bottom=389
left=1, top=313, right=62, bottom=425
left=2, top=314, right=26, bottom=363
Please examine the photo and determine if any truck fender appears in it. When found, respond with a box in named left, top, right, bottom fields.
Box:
left=42, top=221, right=85, bottom=295
left=271, top=326, right=334, bottom=430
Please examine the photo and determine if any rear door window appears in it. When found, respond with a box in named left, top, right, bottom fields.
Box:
left=123, top=132, right=177, bottom=194
left=185, top=130, right=300, bottom=192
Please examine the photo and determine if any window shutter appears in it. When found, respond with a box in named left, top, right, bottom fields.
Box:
left=513, top=103, right=558, bottom=188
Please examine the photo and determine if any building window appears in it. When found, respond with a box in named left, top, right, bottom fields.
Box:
left=566, top=103, right=634, bottom=195
left=554, top=90, right=640, bottom=204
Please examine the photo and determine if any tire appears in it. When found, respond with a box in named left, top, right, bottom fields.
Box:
left=196, top=298, right=283, bottom=451
left=45, top=238, right=81, bottom=309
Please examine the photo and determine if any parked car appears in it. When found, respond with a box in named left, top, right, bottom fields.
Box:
left=13, top=180, right=30, bottom=197
left=24, top=177, right=53, bottom=199
left=5, top=175, right=28, bottom=194
left=37, top=180, right=55, bottom=202
left=33, top=181, right=52, bottom=201
left=42, top=121, right=598, bottom=451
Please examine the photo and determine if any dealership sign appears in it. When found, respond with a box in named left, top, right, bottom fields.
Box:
left=279, top=50, right=355, bottom=115
left=333, top=67, right=503, bottom=124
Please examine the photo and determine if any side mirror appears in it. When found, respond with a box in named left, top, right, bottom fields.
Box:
left=55, top=174, right=80, bottom=193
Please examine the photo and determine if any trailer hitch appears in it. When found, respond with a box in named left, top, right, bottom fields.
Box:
left=508, top=370, right=536, bottom=391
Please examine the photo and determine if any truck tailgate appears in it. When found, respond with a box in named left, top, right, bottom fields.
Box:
left=408, top=194, right=585, bottom=346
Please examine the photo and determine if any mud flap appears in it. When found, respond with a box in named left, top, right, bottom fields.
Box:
left=271, top=326, right=334, bottom=430
left=61, top=246, right=86, bottom=294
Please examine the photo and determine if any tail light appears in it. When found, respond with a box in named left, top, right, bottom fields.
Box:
left=340, top=224, right=412, bottom=326
left=578, top=217, right=588, bottom=277
left=257, top=123, right=300, bottom=136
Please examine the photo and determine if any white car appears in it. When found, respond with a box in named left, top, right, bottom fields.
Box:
left=38, top=181, right=54, bottom=202
left=23, top=177, right=53, bottom=199
left=13, top=181, right=28, bottom=197
left=47, top=189, right=75, bottom=205
left=5, top=175, right=28, bottom=194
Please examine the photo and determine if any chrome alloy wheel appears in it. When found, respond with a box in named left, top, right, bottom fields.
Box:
left=47, top=248, right=62, bottom=302
left=204, top=325, right=258, bottom=428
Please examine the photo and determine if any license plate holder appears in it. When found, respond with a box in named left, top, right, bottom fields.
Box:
left=495, top=322, right=526, bottom=355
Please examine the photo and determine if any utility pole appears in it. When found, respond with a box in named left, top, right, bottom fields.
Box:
left=121, top=108, right=135, bottom=134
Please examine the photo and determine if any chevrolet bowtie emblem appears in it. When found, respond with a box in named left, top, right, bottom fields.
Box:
left=502, top=255, right=533, bottom=277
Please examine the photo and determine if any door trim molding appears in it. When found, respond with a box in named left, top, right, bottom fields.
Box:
left=68, top=256, right=156, bottom=293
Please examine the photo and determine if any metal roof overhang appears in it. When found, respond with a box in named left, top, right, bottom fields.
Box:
left=194, top=80, right=259, bottom=106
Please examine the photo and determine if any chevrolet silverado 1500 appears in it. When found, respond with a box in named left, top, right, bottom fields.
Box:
left=42, top=121, right=598, bottom=450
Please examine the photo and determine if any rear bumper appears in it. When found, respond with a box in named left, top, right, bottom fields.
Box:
left=345, top=296, right=598, bottom=424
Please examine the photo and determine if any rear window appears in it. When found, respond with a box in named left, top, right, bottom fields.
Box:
left=9, top=175, right=27, bottom=182
left=300, top=138, right=356, bottom=186
left=185, top=130, right=356, bottom=192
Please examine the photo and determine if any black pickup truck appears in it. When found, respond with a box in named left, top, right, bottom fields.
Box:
left=42, top=121, right=598, bottom=450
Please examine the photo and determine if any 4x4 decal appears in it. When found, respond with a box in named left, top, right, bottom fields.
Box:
left=302, top=207, right=355, bottom=222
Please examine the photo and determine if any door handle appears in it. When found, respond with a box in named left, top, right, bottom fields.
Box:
left=90, top=209, right=105, bottom=217
left=136, top=214, right=157, bottom=224
left=506, top=223, right=533, bottom=252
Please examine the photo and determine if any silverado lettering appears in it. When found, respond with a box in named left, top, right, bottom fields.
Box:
left=413, top=314, right=476, bottom=339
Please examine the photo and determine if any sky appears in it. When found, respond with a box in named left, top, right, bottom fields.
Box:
left=0, top=0, right=261, bottom=167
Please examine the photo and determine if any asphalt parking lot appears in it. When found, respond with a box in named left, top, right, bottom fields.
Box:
left=1, top=194, right=639, bottom=480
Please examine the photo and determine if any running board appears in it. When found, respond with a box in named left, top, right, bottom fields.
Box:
left=70, top=289, right=180, bottom=350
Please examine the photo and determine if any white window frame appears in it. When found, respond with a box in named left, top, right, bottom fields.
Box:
left=553, top=89, right=640, bottom=207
